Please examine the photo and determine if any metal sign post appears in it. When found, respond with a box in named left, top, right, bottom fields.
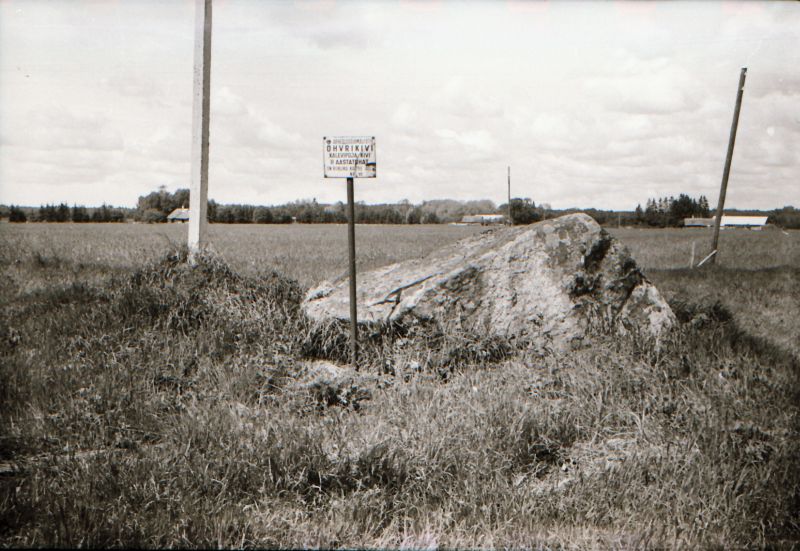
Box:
left=323, top=136, right=377, bottom=368
left=346, top=177, right=357, bottom=367
left=710, top=67, right=747, bottom=265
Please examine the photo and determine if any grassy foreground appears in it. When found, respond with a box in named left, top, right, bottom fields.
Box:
left=0, top=223, right=798, bottom=548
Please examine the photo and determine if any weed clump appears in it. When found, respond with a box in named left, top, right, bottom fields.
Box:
left=669, top=297, right=734, bottom=325
left=301, top=315, right=516, bottom=375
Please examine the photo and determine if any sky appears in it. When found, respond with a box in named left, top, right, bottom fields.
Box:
left=0, top=0, right=798, bottom=211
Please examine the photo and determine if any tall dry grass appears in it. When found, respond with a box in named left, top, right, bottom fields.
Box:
left=608, top=227, right=800, bottom=356
left=609, top=226, right=800, bottom=271
left=0, top=222, right=485, bottom=290
left=0, top=223, right=798, bottom=548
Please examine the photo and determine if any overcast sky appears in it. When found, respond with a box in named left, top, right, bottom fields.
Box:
left=1, top=0, right=798, bottom=210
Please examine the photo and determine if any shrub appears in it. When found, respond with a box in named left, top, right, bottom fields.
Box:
left=142, top=208, right=166, bottom=224
left=9, top=205, right=27, bottom=223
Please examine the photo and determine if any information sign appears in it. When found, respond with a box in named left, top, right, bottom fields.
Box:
left=323, top=136, right=376, bottom=178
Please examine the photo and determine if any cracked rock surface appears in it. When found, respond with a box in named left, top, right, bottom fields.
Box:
left=302, top=213, right=675, bottom=351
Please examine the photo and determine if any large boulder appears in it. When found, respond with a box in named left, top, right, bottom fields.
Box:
left=303, top=213, right=675, bottom=351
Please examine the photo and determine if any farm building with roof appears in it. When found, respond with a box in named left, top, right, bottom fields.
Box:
left=684, top=217, right=714, bottom=227
left=683, top=216, right=768, bottom=230
left=167, top=208, right=190, bottom=223
left=462, top=214, right=506, bottom=225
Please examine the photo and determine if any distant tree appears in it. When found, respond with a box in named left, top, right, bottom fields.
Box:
left=698, top=195, right=711, bottom=217
left=328, top=202, right=346, bottom=220
left=136, top=187, right=190, bottom=220
left=396, top=199, right=412, bottom=219
left=382, top=207, right=404, bottom=224
left=644, top=199, right=660, bottom=226
left=210, top=203, right=258, bottom=224
left=296, top=199, right=323, bottom=223
left=768, top=205, right=800, bottom=230
left=71, top=205, right=90, bottom=223
left=234, top=205, right=255, bottom=223
left=405, top=207, right=422, bottom=224
left=92, top=204, right=109, bottom=222
left=137, top=191, right=164, bottom=214
left=421, top=211, right=440, bottom=224
left=319, top=205, right=346, bottom=223
left=356, top=204, right=404, bottom=224
left=56, top=203, right=70, bottom=222
left=38, top=203, right=70, bottom=222
left=584, top=209, right=608, bottom=225
left=669, top=194, right=697, bottom=225
left=271, top=207, right=293, bottom=224
left=214, top=205, right=234, bottom=223
left=640, top=193, right=713, bottom=227
left=142, top=208, right=166, bottom=223
left=253, top=207, right=273, bottom=224
left=170, top=189, right=190, bottom=212
left=111, top=207, right=125, bottom=222
left=418, top=199, right=466, bottom=223
left=463, top=199, right=496, bottom=215
left=509, top=198, right=540, bottom=225
left=9, top=205, right=27, bottom=223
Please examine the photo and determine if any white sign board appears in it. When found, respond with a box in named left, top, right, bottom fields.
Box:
left=323, top=136, right=376, bottom=178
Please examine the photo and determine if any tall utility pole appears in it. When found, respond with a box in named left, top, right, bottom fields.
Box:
left=189, top=0, right=212, bottom=257
left=507, top=166, right=512, bottom=225
left=710, top=67, right=747, bottom=265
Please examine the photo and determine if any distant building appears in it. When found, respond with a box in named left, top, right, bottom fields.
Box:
left=720, top=216, right=768, bottom=229
left=167, top=208, right=190, bottom=223
left=684, top=217, right=713, bottom=228
left=462, top=214, right=506, bottom=225
left=683, top=216, right=768, bottom=230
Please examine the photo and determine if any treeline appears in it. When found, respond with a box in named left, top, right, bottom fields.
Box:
left=3, top=189, right=797, bottom=229
left=765, top=206, right=800, bottom=229
left=209, top=198, right=491, bottom=225
left=4, top=203, right=128, bottom=223
left=634, top=194, right=711, bottom=227
left=629, top=196, right=800, bottom=229
left=135, top=188, right=503, bottom=224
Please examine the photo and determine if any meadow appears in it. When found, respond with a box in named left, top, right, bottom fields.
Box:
left=1, top=221, right=798, bottom=548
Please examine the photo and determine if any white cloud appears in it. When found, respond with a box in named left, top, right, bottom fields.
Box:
left=213, top=87, right=303, bottom=151
left=6, top=109, right=123, bottom=152
left=435, top=129, right=496, bottom=155
left=391, top=103, right=418, bottom=129
left=1, top=1, right=798, bottom=210
left=433, top=78, right=505, bottom=120
left=586, top=62, right=702, bottom=115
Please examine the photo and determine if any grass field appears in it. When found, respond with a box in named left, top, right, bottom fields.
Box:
left=1, top=221, right=798, bottom=548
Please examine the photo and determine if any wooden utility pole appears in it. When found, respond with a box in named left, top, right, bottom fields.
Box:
left=346, top=176, right=358, bottom=368
left=710, top=67, right=747, bottom=265
left=507, top=166, right=512, bottom=225
left=189, top=0, right=212, bottom=257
